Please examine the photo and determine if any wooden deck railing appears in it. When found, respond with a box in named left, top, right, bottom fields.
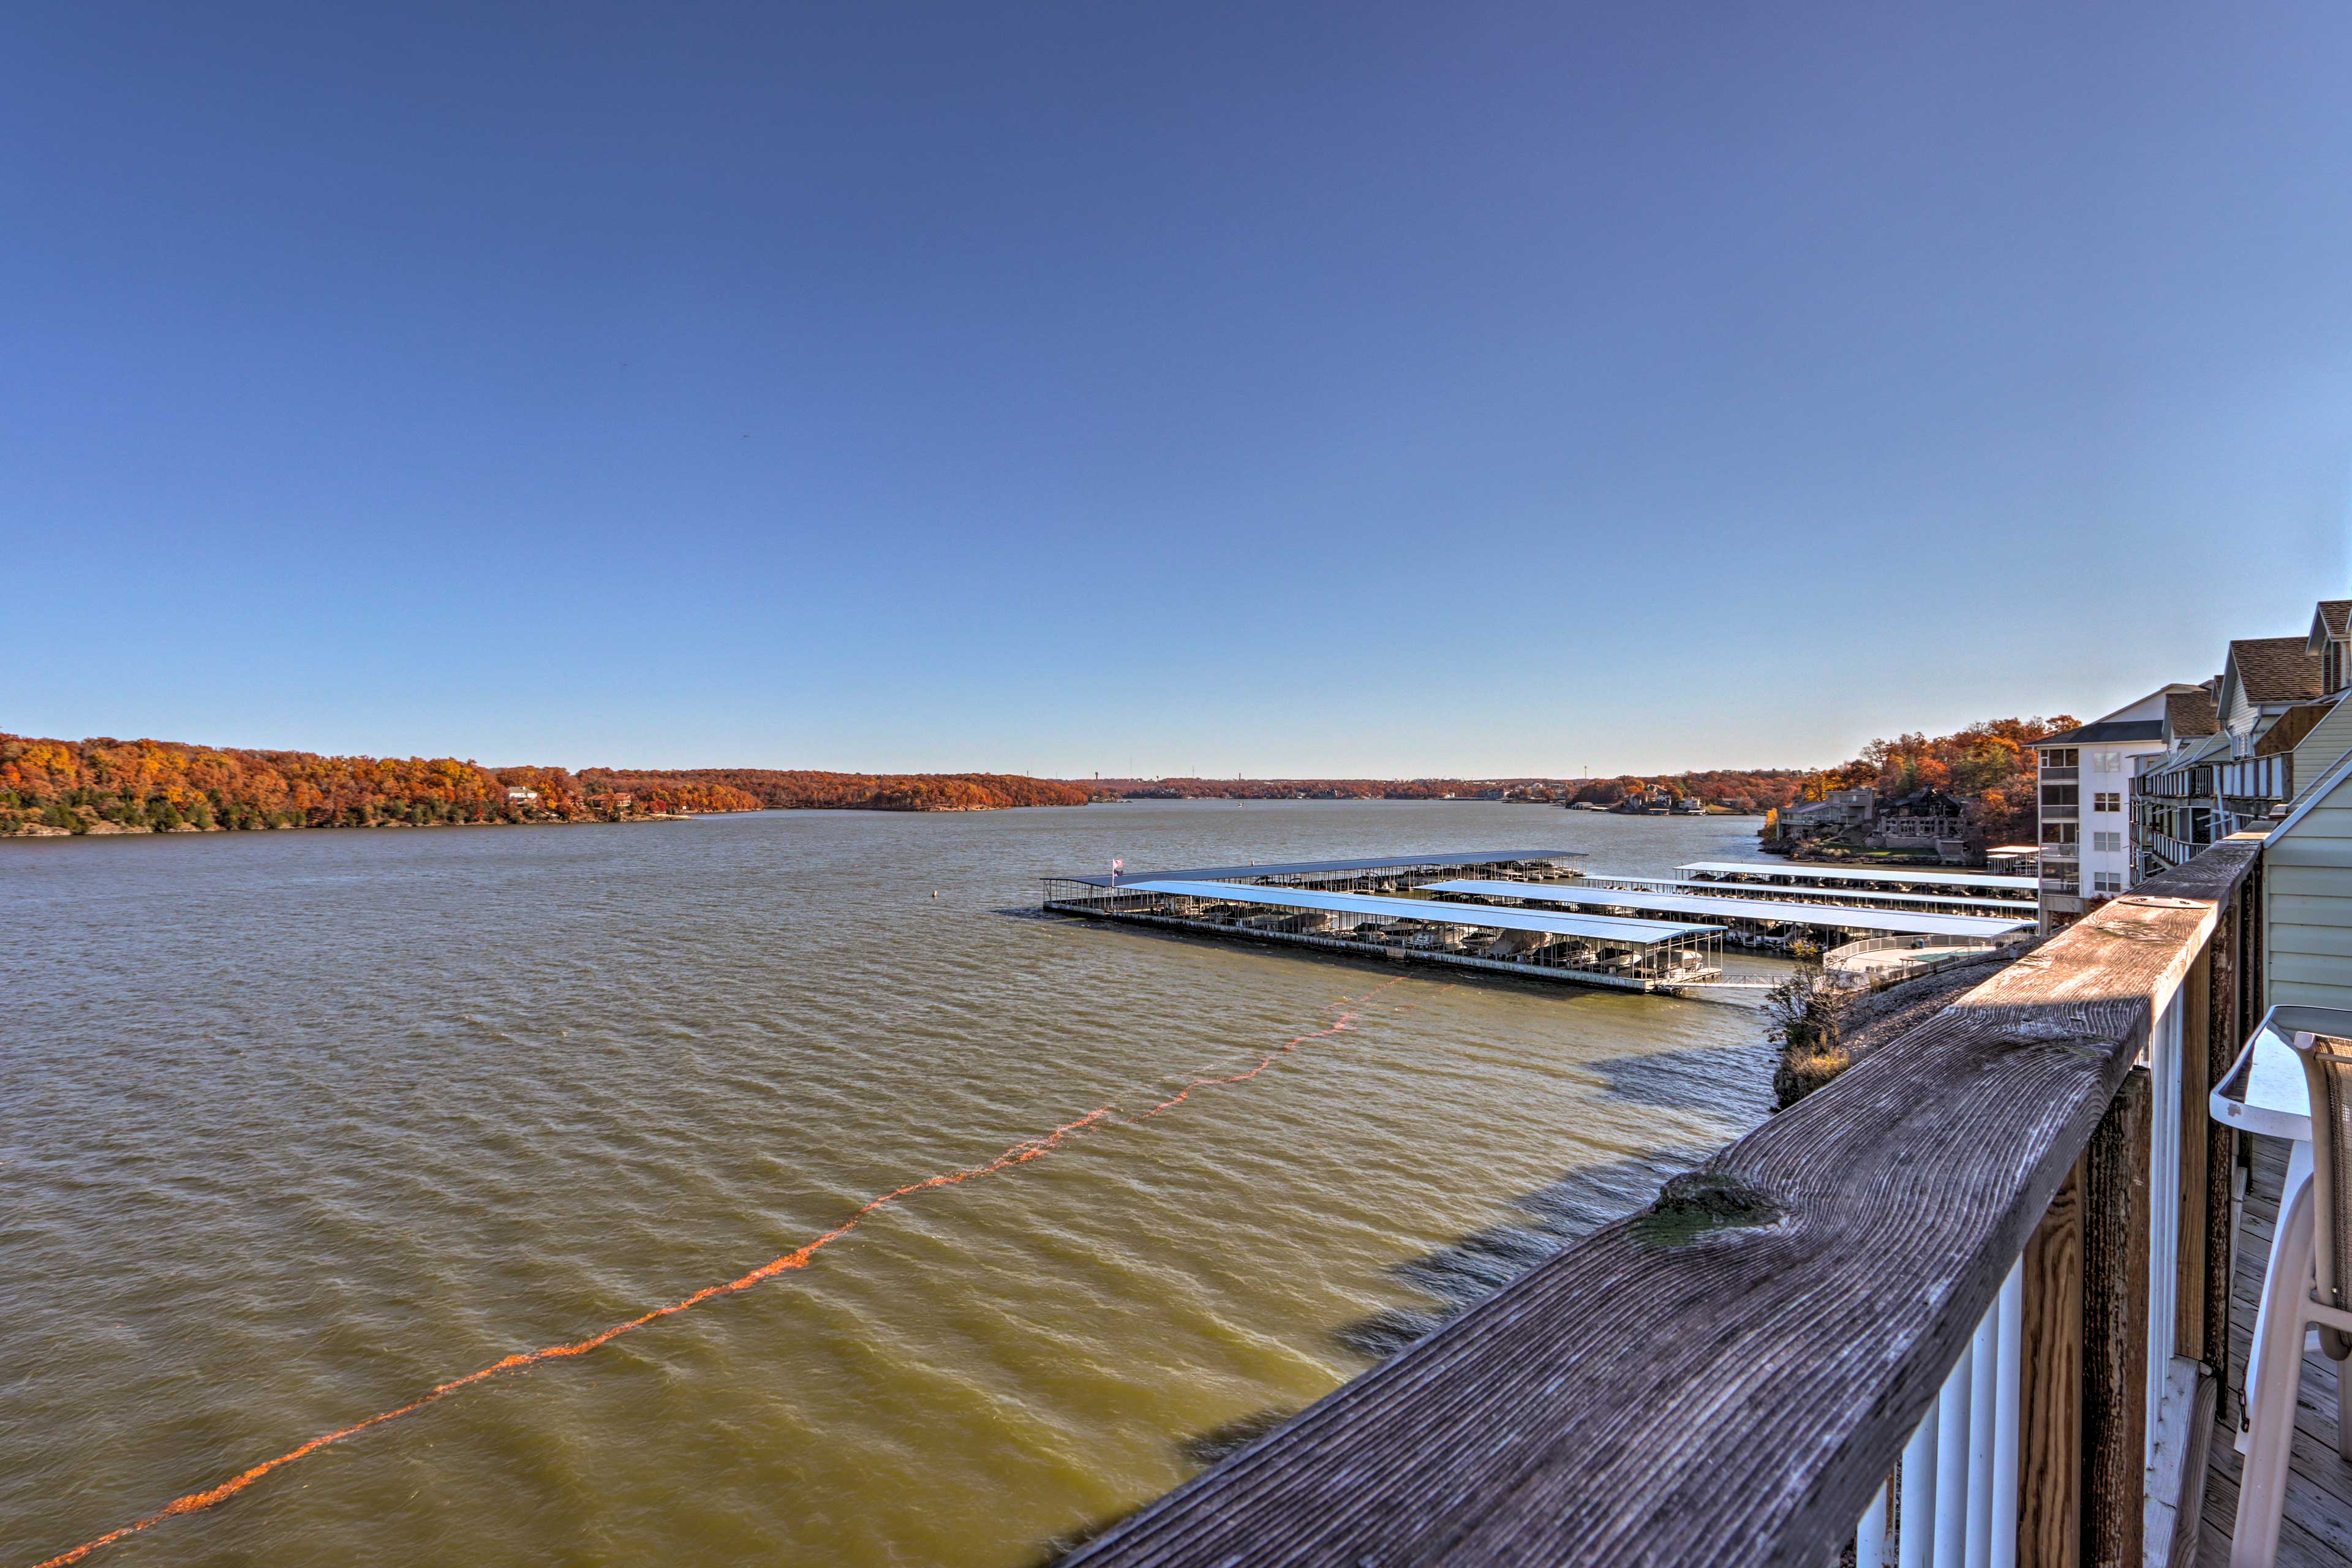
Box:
left=1068, top=832, right=2270, bottom=1568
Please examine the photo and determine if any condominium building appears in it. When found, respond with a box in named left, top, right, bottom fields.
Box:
left=2033, top=687, right=2191, bottom=929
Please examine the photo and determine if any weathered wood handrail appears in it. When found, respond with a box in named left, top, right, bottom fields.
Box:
left=1068, top=835, right=2266, bottom=1568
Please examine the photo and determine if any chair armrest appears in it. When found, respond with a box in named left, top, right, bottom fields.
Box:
left=2215, top=1026, right=2262, bottom=1109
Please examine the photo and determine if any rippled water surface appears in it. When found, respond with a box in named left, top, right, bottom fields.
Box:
left=4, top=801, right=1787, bottom=1567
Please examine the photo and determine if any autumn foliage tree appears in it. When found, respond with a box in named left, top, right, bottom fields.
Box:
left=1791, top=716, right=2078, bottom=846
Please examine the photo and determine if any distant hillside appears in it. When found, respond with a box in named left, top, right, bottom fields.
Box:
left=577, top=768, right=1091, bottom=812
left=5, top=732, right=1844, bottom=838
left=1080, top=772, right=1809, bottom=810
left=0, top=733, right=758, bottom=837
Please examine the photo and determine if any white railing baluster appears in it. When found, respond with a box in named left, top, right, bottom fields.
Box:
left=1935, top=1343, right=1973, bottom=1567
left=1991, top=1260, right=2023, bottom=1568
left=1866, top=1264, right=2029, bottom=1568
left=1849, top=929, right=2225, bottom=1568
left=2146, top=988, right=2182, bottom=1467
left=1966, top=1302, right=1999, bottom=1568
left=1899, top=1390, right=1940, bottom=1568
left=1858, top=1478, right=1891, bottom=1568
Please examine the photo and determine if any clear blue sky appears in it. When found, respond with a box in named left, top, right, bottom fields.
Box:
left=7, top=4, right=2350, bottom=778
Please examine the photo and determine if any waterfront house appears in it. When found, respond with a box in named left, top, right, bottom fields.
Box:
left=2217, top=635, right=2326, bottom=750
left=1771, top=786, right=1877, bottom=843
left=2127, top=597, right=2352, bottom=1027
left=2169, top=681, right=2224, bottom=750
left=2139, top=621, right=2332, bottom=881
left=2313, top=598, right=2351, bottom=696
left=2273, top=600, right=2352, bottom=794
left=505, top=786, right=540, bottom=804
left=1869, top=786, right=1964, bottom=853
left=2135, top=683, right=2225, bottom=880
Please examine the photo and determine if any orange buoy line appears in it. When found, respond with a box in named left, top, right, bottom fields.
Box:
left=1131, top=977, right=1400, bottom=1120
left=29, top=981, right=1403, bottom=1568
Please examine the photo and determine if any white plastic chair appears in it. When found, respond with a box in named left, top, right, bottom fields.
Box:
left=2233, top=1030, right=2352, bottom=1566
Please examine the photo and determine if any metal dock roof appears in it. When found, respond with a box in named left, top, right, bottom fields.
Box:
left=1426, top=880, right=2033, bottom=940
left=1126, top=880, right=1721, bottom=946
left=1676, top=861, right=2040, bottom=893
left=1589, top=875, right=2035, bottom=914
left=1057, top=850, right=1586, bottom=889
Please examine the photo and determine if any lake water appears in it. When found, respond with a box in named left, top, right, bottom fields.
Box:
left=3, top=801, right=1786, bottom=1567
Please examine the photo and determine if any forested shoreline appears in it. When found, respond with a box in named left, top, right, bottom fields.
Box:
left=0, top=734, right=761, bottom=837
left=3, top=720, right=2068, bottom=841
left=580, top=768, right=1092, bottom=812
left=0, top=734, right=1096, bottom=837
left=1080, top=772, right=1812, bottom=810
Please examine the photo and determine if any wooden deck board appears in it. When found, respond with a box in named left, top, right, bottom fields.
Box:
left=2197, top=1135, right=2351, bottom=1567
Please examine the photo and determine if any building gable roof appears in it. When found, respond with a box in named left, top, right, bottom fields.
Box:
left=1886, top=788, right=1963, bottom=813
left=2037, top=719, right=2165, bottom=747
left=2225, top=636, right=2324, bottom=709
left=2165, top=686, right=2220, bottom=739
left=2311, top=600, right=2351, bottom=651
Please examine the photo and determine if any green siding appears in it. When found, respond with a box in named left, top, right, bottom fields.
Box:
left=2267, top=779, right=2352, bottom=1010
left=2263, top=838, right=2352, bottom=872
left=2291, top=695, right=2352, bottom=796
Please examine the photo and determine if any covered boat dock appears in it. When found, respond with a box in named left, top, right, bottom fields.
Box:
left=1423, top=878, right=2032, bottom=949
left=1040, top=876, right=1722, bottom=992
left=1052, top=850, right=1585, bottom=895
left=1583, top=873, right=2034, bottom=920
left=1677, top=860, right=2038, bottom=898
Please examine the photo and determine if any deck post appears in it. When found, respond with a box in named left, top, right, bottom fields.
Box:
left=2017, top=1156, right=2084, bottom=1568
left=2081, top=1068, right=2152, bottom=1568
left=2242, top=852, right=2265, bottom=1046
left=2201, top=889, right=2239, bottom=1401
left=2176, top=928, right=2214, bottom=1366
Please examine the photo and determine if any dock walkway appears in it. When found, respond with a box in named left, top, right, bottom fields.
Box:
left=1423, top=878, right=2034, bottom=942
